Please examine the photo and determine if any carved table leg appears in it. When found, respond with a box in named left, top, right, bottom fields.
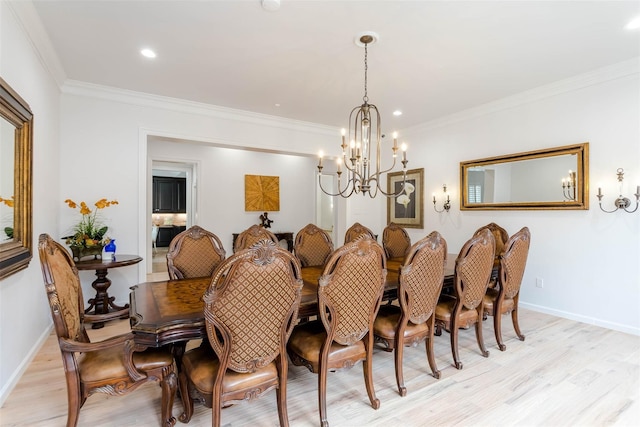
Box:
left=85, top=267, right=129, bottom=328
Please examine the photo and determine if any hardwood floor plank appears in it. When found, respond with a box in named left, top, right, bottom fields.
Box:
left=1, top=308, right=638, bottom=426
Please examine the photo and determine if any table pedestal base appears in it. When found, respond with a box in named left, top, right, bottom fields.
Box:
left=84, top=267, right=130, bottom=328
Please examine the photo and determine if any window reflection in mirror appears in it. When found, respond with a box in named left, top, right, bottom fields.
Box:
left=1, top=116, right=15, bottom=240
left=460, top=143, right=589, bottom=210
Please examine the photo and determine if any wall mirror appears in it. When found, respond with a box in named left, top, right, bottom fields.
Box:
left=0, top=77, right=33, bottom=279
left=460, top=143, right=589, bottom=210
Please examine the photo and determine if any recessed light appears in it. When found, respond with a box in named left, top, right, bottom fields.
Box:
left=626, top=15, right=640, bottom=30
left=275, top=103, right=281, bottom=107
left=141, top=48, right=157, bottom=58
left=393, top=110, right=403, bottom=116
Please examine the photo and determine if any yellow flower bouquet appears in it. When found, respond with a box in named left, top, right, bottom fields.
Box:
left=63, top=198, right=118, bottom=260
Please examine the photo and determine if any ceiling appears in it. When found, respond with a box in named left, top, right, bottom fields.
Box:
left=31, top=0, right=640, bottom=132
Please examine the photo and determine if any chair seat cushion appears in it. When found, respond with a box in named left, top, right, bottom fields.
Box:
left=287, top=320, right=366, bottom=372
left=483, top=288, right=515, bottom=314
left=373, top=305, right=429, bottom=341
left=182, top=346, right=278, bottom=395
left=435, top=295, right=479, bottom=324
left=78, top=344, right=173, bottom=383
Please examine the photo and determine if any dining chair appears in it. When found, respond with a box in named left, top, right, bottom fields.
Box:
left=344, top=222, right=376, bottom=244
left=294, top=223, right=334, bottom=267
left=483, top=227, right=531, bottom=351
left=473, top=222, right=509, bottom=289
left=233, top=224, right=279, bottom=252
left=166, top=225, right=226, bottom=279
left=287, top=235, right=387, bottom=427
left=373, top=231, right=447, bottom=396
left=37, top=234, right=177, bottom=427
left=178, top=239, right=303, bottom=427
left=382, top=222, right=411, bottom=262
left=435, top=228, right=495, bottom=369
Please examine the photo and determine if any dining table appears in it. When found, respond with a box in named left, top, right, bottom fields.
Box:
left=129, top=255, right=462, bottom=349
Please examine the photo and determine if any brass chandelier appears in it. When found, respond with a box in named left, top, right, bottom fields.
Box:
left=317, top=32, right=408, bottom=198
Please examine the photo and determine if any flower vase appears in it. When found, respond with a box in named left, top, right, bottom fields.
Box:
left=104, top=239, right=116, bottom=261
left=70, top=244, right=104, bottom=262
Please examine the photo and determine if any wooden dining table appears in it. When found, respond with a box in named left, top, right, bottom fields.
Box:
left=129, top=256, right=460, bottom=349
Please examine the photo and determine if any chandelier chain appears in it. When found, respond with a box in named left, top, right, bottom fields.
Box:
left=363, top=42, right=368, bottom=103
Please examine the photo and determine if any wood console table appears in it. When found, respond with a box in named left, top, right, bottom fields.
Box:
left=76, top=254, right=142, bottom=328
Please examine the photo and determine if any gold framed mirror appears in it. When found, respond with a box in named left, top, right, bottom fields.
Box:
left=460, top=143, right=589, bottom=210
left=0, top=77, right=33, bottom=279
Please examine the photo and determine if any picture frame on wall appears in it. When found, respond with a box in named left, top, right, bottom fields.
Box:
left=387, top=168, right=424, bottom=229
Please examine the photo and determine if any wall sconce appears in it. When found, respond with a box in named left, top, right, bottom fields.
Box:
left=433, top=184, right=451, bottom=213
left=597, top=168, right=639, bottom=213
left=562, top=170, right=577, bottom=201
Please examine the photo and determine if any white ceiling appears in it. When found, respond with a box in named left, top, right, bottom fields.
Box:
left=31, top=0, right=640, bottom=131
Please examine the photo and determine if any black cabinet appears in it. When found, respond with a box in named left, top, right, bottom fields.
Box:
left=156, top=225, right=187, bottom=247
left=153, top=177, right=186, bottom=213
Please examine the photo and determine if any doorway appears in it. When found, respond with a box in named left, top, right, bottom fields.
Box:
left=149, top=161, right=196, bottom=277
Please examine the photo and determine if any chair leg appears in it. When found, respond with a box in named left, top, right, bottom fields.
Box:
left=426, top=319, right=440, bottom=379
left=65, top=378, right=82, bottom=427
left=493, top=311, right=506, bottom=351
left=362, top=336, right=380, bottom=409
left=276, top=356, right=290, bottom=427
left=394, top=338, right=407, bottom=396
left=475, top=308, right=489, bottom=358
left=161, top=370, right=177, bottom=427
left=449, top=319, right=462, bottom=370
left=512, top=306, right=525, bottom=341
left=318, top=366, right=329, bottom=427
left=178, top=372, right=194, bottom=423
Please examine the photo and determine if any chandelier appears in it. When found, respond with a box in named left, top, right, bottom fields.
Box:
left=317, top=32, right=408, bottom=198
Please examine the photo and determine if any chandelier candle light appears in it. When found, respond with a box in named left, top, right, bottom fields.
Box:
left=317, top=32, right=408, bottom=198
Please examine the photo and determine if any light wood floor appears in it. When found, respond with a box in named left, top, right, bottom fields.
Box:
left=1, top=309, right=638, bottom=426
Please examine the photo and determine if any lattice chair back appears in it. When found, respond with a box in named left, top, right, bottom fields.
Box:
left=344, top=222, right=376, bottom=245
left=167, top=225, right=226, bottom=279
left=294, top=223, right=334, bottom=267
left=500, top=227, right=531, bottom=299
left=456, top=228, right=496, bottom=310
left=400, top=231, right=447, bottom=324
left=319, top=236, right=387, bottom=345
left=382, top=223, right=411, bottom=260
left=234, top=224, right=278, bottom=253
left=204, top=239, right=303, bottom=373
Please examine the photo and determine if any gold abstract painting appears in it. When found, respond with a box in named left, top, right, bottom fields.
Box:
left=244, top=175, right=280, bottom=211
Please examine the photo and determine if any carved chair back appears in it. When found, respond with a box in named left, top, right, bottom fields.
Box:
left=294, top=223, right=334, bottom=267
left=344, top=222, right=376, bottom=245
left=233, top=224, right=278, bottom=253
left=474, top=222, right=509, bottom=261
left=455, top=229, right=496, bottom=310
left=382, top=222, right=411, bottom=260
left=167, top=225, right=226, bottom=279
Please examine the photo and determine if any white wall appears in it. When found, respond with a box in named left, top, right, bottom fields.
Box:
left=401, top=62, right=640, bottom=334
left=0, top=1, right=62, bottom=404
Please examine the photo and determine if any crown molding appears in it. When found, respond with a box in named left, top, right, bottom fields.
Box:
left=404, top=57, right=640, bottom=134
left=62, top=80, right=337, bottom=137
left=7, top=0, right=67, bottom=88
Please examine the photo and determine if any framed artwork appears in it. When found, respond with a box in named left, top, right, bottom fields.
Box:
left=244, top=175, right=280, bottom=211
left=387, top=168, right=424, bottom=229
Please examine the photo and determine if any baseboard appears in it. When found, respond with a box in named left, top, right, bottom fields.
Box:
left=520, top=302, right=640, bottom=336
left=0, top=323, right=53, bottom=407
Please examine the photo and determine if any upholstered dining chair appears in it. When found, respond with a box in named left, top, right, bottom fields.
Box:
left=294, top=223, right=334, bottom=267
left=344, top=222, right=376, bottom=244
left=373, top=231, right=447, bottom=396
left=233, top=224, right=278, bottom=253
left=287, top=235, right=387, bottom=427
left=483, top=227, right=531, bottom=351
left=474, top=222, right=509, bottom=265
left=37, top=234, right=177, bottom=427
left=435, top=229, right=495, bottom=369
left=382, top=222, right=411, bottom=262
left=178, top=240, right=303, bottom=427
left=166, top=225, right=226, bottom=279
